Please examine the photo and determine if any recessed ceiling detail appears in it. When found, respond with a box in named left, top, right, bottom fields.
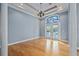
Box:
left=9, top=3, right=69, bottom=18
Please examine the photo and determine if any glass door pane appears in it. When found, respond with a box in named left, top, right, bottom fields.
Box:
left=53, top=24, right=59, bottom=41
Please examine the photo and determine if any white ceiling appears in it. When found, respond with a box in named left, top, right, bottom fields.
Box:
left=28, top=3, right=57, bottom=11
left=9, top=3, right=69, bottom=18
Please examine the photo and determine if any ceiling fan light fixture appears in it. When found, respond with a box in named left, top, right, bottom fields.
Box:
left=37, top=3, right=45, bottom=17
left=37, top=11, right=44, bottom=17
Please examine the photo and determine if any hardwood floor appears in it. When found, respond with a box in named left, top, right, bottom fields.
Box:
left=8, top=38, right=70, bottom=56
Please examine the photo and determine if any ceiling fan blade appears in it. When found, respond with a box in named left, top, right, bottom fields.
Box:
left=43, top=8, right=58, bottom=18
left=25, top=3, right=39, bottom=12
left=44, top=5, right=57, bottom=12
left=45, top=9, right=58, bottom=15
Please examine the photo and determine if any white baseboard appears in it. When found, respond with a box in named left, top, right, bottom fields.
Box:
left=59, top=39, right=68, bottom=43
left=8, top=36, right=39, bottom=46
left=59, top=39, right=70, bottom=47
left=7, top=37, right=79, bottom=50
left=59, top=39, right=79, bottom=50
left=40, top=36, right=45, bottom=39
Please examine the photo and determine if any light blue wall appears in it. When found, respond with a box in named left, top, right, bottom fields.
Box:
left=59, top=12, right=68, bottom=42
left=40, top=19, right=45, bottom=37
left=8, top=7, right=40, bottom=44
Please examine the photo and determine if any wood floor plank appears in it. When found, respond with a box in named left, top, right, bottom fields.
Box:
left=8, top=38, right=70, bottom=56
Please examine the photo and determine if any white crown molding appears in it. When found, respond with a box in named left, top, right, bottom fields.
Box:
left=8, top=4, right=39, bottom=19
left=24, top=3, right=39, bottom=12
left=8, top=3, right=69, bottom=19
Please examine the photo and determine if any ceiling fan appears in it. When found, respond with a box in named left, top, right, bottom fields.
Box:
left=25, top=3, right=58, bottom=18
left=37, top=3, right=44, bottom=17
left=37, top=3, right=58, bottom=17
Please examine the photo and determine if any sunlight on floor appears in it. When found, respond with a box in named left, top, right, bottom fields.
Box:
left=45, top=39, right=59, bottom=53
left=46, top=39, right=51, bottom=49
left=52, top=40, right=59, bottom=52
